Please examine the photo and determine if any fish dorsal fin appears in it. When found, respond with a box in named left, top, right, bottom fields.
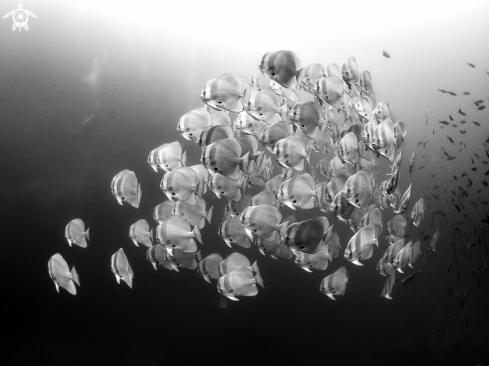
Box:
left=181, top=150, right=187, bottom=167
left=299, top=173, right=316, bottom=190
left=192, top=225, right=202, bottom=244
left=251, top=261, right=264, bottom=288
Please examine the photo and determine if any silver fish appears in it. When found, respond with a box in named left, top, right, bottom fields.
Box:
left=48, top=253, right=80, bottom=295
left=111, top=170, right=141, bottom=208
left=320, top=266, right=348, bottom=300
left=111, top=248, right=134, bottom=289
left=129, top=219, right=153, bottom=248
left=64, top=218, right=90, bottom=248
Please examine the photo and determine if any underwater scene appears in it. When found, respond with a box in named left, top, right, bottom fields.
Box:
left=1, top=1, right=488, bottom=365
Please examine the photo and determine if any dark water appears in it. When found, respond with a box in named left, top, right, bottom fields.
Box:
left=1, top=1, right=488, bottom=365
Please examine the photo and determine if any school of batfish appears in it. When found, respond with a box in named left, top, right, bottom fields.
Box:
left=49, top=50, right=440, bottom=302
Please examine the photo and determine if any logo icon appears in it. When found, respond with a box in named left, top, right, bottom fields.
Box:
left=3, top=3, right=37, bottom=32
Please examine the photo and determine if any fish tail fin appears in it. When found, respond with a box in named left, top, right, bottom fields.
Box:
left=241, top=152, right=253, bottom=174
left=252, top=261, right=264, bottom=288
left=253, top=150, right=265, bottom=169
left=206, top=206, right=213, bottom=224
left=198, top=178, right=206, bottom=198
left=137, top=183, right=142, bottom=206
left=71, top=266, right=80, bottom=287
left=85, top=227, right=90, bottom=241
left=296, top=67, right=307, bottom=91
left=181, top=150, right=187, bottom=167
left=240, top=174, right=248, bottom=193
left=193, top=225, right=202, bottom=245
left=279, top=103, right=289, bottom=120
left=198, top=217, right=205, bottom=230
left=278, top=220, right=290, bottom=238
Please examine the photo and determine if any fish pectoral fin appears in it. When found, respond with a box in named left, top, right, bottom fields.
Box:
left=226, top=295, right=239, bottom=301
left=327, top=293, right=336, bottom=300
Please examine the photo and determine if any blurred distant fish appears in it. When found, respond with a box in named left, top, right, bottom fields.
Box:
left=111, top=248, right=134, bottom=289
left=320, top=266, right=348, bottom=300
left=64, top=218, right=90, bottom=248
left=430, top=228, right=440, bottom=251
left=382, top=50, right=391, bottom=58
left=70, top=115, right=97, bottom=136
left=111, top=170, right=141, bottom=208
left=48, top=253, right=80, bottom=295
left=408, top=151, right=416, bottom=175
left=466, top=62, right=475, bottom=68
left=401, top=270, right=421, bottom=287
